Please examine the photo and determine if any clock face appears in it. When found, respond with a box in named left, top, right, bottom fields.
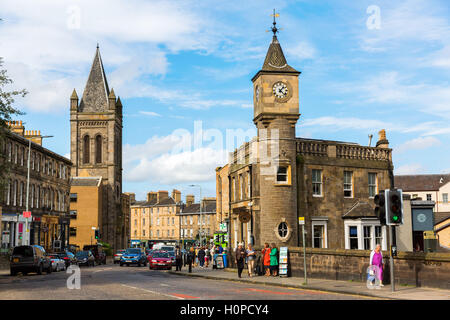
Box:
left=272, top=82, right=288, bottom=99
left=255, top=86, right=260, bottom=102
left=417, top=213, right=426, bottom=223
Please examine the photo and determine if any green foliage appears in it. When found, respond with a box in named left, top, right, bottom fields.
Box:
left=98, top=241, right=113, bottom=256
left=296, top=154, right=304, bottom=165
left=0, top=57, right=27, bottom=194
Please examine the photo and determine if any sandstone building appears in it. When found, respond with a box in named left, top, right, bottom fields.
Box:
left=1, top=121, right=71, bottom=252
left=216, top=25, right=393, bottom=251
left=69, top=46, right=124, bottom=251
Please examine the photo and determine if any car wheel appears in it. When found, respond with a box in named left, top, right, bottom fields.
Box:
left=37, top=264, right=43, bottom=275
left=10, top=268, right=17, bottom=276
left=120, top=262, right=123, bottom=266
left=47, top=265, right=52, bottom=274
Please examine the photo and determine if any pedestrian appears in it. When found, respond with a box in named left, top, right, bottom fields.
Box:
left=205, top=246, right=210, bottom=268
left=370, top=244, right=384, bottom=286
left=198, top=247, right=206, bottom=268
left=195, top=247, right=199, bottom=267
left=261, top=243, right=271, bottom=276
left=246, top=244, right=256, bottom=277
left=269, top=243, right=278, bottom=276
left=235, top=242, right=246, bottom=278
left=175, top=246, right=182, bottom=271
left=187, top=247, right=195, bottom=273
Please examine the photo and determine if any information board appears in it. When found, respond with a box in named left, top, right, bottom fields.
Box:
left=279, top=247, right=288, bottom=277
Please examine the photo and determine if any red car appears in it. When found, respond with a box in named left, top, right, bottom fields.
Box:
left=149, top=251, right=172, bottom=270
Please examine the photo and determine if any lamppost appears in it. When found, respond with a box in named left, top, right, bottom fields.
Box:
left=25, top=135, right=53, bottom=245
left=189, top=184, right=202, bottom=247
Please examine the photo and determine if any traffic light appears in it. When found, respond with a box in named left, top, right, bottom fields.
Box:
left=95, top=229, right=100, bottom=240
left=386, top=189, right=403, bottom=225
left=374, top=191, right=386, bottom=225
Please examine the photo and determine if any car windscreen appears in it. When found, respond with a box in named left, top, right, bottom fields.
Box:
left=13, top=246, right=34, bottom=257
left=76, top=251, right=89, bottom=257
left=126, top=249, right=141, bottom=254
left=161, top=247, right=174, bottom=251
left=152, top=252, right=169, bottom=258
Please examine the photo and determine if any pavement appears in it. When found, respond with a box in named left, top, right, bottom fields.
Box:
left=168, top=266, right=450, bottom=300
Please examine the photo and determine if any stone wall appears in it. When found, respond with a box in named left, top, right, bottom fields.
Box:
left=229, top=247, right=450, bottom=289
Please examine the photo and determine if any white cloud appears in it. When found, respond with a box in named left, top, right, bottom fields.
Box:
left=395, top=136, right=441, bottom=154
left=360, top=0, right=450, bottom=52
left=395, top=163, right=426, bottom=175
left=139, top=111, right=161, bottom=117
left=286, top=41, right=316, bottom=61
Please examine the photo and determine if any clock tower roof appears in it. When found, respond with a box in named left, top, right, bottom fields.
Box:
left=261, top=35, right=298, bottom=73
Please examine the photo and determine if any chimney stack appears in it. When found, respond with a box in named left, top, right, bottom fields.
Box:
left=376, top=129, right=389, bottom=148
left=172, top=189, right=181, bottom=203
left=147, top=192, right=157, bottom=203
left=157, top=190, right=169, bottom=203
left=186, top=194, right=195, bottom=207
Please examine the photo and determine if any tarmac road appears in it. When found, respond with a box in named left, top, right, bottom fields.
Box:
left=0, top=263, right=373, bottom=300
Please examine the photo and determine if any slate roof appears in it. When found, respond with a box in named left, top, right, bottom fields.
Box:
left=435, top=212, right=450, bottom=225
left=342, top=201, right=377, bottom=219
left=395, top=174, right=450, bottom=192
left=79, top=46, right=110, bottom=112
left=261, top=36, right=299, bottom=73
left=71, top=176, right=102, bottom=187
left=180, top=202, right=216, bottom=215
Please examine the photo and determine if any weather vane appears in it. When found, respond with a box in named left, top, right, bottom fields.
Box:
left=270, top=9, right=280, bottom=35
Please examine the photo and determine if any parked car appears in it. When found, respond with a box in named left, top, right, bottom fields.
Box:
left=149, top=251, right=172, bottom=270
left=57, top=250, right=76, bottom=268
left=10, top=245, right=52, bottom=276
left=120, top=248, right=147, bottom=267
left=83, top=245, right=106, bottom=265
left=48, top=254, right=66, bottom=272
left=75, top=250, right=95, bottom=267
left=113, top=249, right=126, bottom=264
left=168, top=251, right=176, bottom=264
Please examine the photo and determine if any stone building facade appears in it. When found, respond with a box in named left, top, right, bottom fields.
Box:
left=1, top=121, right=71, bottom=252
left=216, top=29, right=393, bottom=251
left=70, top=46, right=123, bottom=251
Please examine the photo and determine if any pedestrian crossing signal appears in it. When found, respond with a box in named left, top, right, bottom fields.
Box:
left=374, top=191, right=386, bottom=225
left=386, top=189, right=403, bottom=225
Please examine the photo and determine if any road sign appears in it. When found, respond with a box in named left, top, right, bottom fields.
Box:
left=298, top=217, right=305, bottom=225
left=23, top=211, right=31, bottom=218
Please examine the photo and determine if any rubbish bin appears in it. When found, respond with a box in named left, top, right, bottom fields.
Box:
left=222, top=254, right=227, bottom=268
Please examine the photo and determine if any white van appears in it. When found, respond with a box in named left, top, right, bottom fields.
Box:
left=152, top=243, right=175, bottom=252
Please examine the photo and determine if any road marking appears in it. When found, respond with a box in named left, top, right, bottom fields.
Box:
left=168, top=293, right=200, bottom=299
left=120, top=284, right=185, bottom=300
left=244, top=288, right=293, bottom=295
left=160, top=283, right=170, bottom=287
left=92, top=268, right=113, bottom=273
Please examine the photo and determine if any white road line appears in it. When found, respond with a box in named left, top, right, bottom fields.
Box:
left=120, top=284, right=185, bottom=300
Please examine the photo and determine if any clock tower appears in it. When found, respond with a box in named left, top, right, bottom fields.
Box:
left=252, top=15, right=301, bottom=246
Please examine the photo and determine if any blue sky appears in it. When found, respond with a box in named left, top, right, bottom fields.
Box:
left=1, top=0, right=449, bottom=201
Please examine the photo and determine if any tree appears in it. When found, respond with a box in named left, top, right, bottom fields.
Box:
left=0, top=57, right=27, bottom=197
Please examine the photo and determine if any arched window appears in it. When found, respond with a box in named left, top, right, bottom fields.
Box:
left=95, top=135, right=102, bottom=163
left=83, top=135, right=90, bottom=164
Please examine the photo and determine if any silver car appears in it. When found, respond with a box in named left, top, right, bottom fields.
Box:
left=48, top=254, right=66, bottom=271
left=113, top=249, right=126, bottom=264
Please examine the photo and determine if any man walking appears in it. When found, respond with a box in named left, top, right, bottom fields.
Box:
left=235, top=243, right=246, bottom=278
left=187, top=247, right=195, bottom=273
left=198, top=247, right=206, bottom=268
left=175, top=246, right=182, bottom=271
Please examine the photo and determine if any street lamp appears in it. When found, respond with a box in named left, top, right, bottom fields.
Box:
left=189, top=184, right=202, bottom=247
left=25, top=135, right=53, bottom=245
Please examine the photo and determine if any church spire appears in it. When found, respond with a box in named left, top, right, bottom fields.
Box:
left=261, top=10, right=298, bottom=73
left=79, top=44, right=110, bottom=112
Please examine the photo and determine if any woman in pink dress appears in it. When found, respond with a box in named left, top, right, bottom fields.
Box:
left=370, top=244, right=384, bottom=286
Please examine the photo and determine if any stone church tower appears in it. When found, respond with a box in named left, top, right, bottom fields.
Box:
left=252, top=21, right=301, bottom=247
left=70, top=46, right=123, bottom=250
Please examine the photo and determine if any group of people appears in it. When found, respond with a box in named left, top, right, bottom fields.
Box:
left=234, top=242, right=279, bottom=278
left=174, top=244, right=227, bottom=273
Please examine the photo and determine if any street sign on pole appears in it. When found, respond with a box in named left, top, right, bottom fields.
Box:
left=302, top=224, right=307, bottom=285
left=23, top=211, right=31, bottom=218
left=298, top=217, right=305, bottom=225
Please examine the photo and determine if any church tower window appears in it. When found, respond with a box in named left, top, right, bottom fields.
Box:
left=83, top=135, right=90, bottom=164
left=95, top=135, right=102, bottom=163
